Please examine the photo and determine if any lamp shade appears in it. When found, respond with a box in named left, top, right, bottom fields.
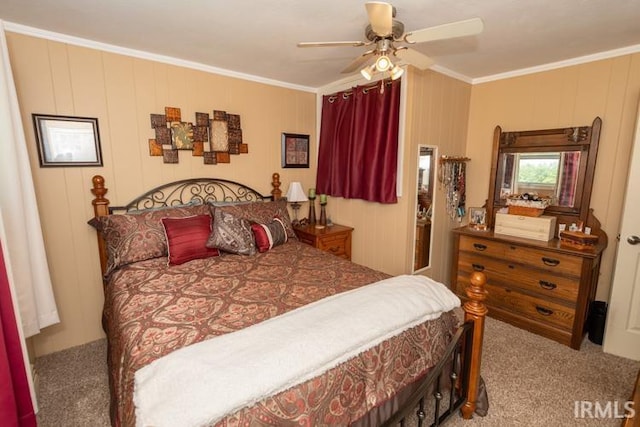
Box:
left=285, top=182, right=308, bottom=203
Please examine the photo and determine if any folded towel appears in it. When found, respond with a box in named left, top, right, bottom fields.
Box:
left=134, top=274, right=460, bottom=427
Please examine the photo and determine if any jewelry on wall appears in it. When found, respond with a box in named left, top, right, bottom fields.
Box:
left=438, top=156, right=470, bottom=221
left=148, top=107, right=248, bottom=165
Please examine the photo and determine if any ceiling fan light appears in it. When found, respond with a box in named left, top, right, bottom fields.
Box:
left=390, top=64, right=404, bottom=80
left=360, top=64, right=375, bottom=80
left=375, top=55, right=392, bottom=72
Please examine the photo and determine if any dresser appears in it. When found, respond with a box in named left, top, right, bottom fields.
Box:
left=294, top=224, right=353, bottom=260
left=451, top=227, right=606, bottom=349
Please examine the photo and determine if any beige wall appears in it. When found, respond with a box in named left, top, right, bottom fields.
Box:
left=7, top=32, right=317, bottom=356
left=466, top=54, right=640, bottom=301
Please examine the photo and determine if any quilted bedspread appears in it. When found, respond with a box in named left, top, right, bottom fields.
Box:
left=103, top=240, right=459, bottom=426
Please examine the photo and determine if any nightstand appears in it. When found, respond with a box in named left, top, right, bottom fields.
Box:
left=294, top=224, right=353, bottom=260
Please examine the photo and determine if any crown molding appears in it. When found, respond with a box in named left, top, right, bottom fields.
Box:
left=472, top=44, right=640, bottom=84
left=2, top=21, right=316, bottom=93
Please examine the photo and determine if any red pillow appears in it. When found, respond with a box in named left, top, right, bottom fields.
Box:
left=251, top=217, right=288, bottom=253
left=162, top=215, right=220, bottom=265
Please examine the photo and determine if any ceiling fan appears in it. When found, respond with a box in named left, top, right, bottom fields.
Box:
left=297, top=1, right=483, bottom=81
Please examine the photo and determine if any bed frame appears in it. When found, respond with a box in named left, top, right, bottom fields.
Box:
left=90, top=172, right=487, bottom=426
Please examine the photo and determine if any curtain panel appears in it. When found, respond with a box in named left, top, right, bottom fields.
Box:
left=316, top=79, right=401, bottom=204
left=0, top=238, right=37, bottom=427
left=0, top=23, right=59, bottom=337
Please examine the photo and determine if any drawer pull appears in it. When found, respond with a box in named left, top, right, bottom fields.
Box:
left=328, top=246, right=340, bottom=253
left=473, top=243, right=487, bottom=251
left=539, top=280, right=557, bottom=290
left=535, top=306, right=554, bottom=316
left=541, top=257, right=560, bottom=267
left=472, top=263, right=485, bottom=272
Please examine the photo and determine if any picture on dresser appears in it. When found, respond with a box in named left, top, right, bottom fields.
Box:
left=469, top=207, right=487, bottom=230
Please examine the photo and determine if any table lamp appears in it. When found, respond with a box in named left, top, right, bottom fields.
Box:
left=285, top=182, right=308, bottom=225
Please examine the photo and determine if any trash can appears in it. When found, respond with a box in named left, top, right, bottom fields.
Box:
left=588, top=301, right=607, bottom=345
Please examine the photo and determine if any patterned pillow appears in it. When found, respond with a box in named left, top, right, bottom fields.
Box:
left=162, top=215, right=220, bottom=265
left=93, top=204, right=211, bottom=275
left=206, top=208, right=256, bottom=255
left=211, top=200, right=296, bottom=239
left=251, top=217, right=288, bottom=253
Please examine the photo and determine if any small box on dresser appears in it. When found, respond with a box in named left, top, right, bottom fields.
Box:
left=494, top=212, right=557, bottom=241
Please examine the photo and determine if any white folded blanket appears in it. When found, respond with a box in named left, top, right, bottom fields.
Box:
left=134, top=274, right=460, bottom=427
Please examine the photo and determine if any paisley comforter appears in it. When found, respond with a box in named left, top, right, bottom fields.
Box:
left=103, top=240, right=459, bottom=426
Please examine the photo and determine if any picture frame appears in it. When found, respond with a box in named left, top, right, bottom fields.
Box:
left=32, top=114, right=102, bottom=167
left=281, top=133, right=309, bottom=168
left=469, top=207, right=487, bottom=231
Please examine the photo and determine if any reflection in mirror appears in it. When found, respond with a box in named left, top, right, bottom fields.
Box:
left=497, top=151, right=581, bottom=208
left=414, top=145, right=436, bottom=272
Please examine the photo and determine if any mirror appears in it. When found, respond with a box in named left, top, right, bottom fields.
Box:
left=496, top=150, right=582, bottom=208
left=487, top=118, right=601, bottom=230
left=414, top=145, right=436, bottom=272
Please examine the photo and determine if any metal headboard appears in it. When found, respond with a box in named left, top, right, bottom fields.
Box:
left=108, top=177, right=273, bottom=214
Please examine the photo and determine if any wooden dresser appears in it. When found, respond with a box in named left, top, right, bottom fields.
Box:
left=451, top=227, right=606, bottom=349
left=294, top=224, right=353, bottom=260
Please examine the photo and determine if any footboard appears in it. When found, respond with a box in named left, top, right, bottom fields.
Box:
left=383, top=271, right=488, bottom=426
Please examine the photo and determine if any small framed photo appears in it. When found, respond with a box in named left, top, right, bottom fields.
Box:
left=469, top=207, right=487, bottom=231
left=32, top=114, right=102, bottom=167
left=281, top=133, right=309, bottom=168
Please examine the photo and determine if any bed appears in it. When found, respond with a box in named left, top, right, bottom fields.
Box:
left=89, top=173, right=488, bottom=427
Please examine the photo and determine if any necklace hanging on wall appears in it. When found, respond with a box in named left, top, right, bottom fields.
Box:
left=438, top=156, right=470, bottom=221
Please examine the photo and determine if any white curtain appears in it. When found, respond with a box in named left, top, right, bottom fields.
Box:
left=0, top=22, right=59, bottom=337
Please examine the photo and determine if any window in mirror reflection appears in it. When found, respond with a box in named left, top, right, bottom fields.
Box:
left=499, top=151, right=580, bottom=207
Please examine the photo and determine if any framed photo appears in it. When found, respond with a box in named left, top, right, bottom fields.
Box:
left=281, top=133, right=309, bottom=168
left=32, top=114, right=102, bottom=167
left=469, top=207, right=487, bottom=231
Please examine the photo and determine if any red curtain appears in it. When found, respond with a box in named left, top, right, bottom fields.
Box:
left=558, top=152, right=580, bottom=206
left=0, top=240, right=36, bottom=427
left=316, top=79, right=401, bottom=204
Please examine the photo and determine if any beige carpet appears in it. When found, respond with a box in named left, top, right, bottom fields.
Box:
left=34, top=316, right=639, bottom=426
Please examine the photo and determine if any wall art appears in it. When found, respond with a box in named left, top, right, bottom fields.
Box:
left=148, top=106, right=248, bottom=165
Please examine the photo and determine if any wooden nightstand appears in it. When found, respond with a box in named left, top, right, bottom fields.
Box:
left=294, top=224, right=353, bottom=260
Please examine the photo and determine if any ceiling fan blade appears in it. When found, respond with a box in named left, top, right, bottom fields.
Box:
left=394, top=48, right=434, bottom=70
left=298, top=41, right=366, bottom=48
left=405, top=18, right=484, bottom=44
left=365, top=1, right=393, bottom=36
left=341, top=51, right=375, bottom=74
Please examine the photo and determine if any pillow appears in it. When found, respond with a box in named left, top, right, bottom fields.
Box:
left=211, top=200, right=296, bottom=239
left=162, top=215, right=220, bottom=265
left=206, top=208, right=256, bottom=255
left=92, top=204, right=211, bottom=275
left=251, top=218, right=288, bottom=253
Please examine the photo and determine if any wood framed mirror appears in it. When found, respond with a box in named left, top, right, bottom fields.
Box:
left=486, top=117, right=602, bottom=233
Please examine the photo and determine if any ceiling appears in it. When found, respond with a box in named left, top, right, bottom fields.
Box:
left=1, top=0, right=639, bottom=90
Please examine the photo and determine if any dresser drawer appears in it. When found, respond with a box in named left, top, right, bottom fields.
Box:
left=317, top=233, right=349, bottom=258
left=484, top=283, right=575, bottom=332
left=502, top=245, right=583, bottom=277
left=458, top=253, right=579, bottom=303
left=459, top=235, right=505, bottom=258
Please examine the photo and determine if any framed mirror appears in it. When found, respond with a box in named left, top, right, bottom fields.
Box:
left=487, top=117, right=601, bottom=231
left=413, top=145, right=436, bottom=272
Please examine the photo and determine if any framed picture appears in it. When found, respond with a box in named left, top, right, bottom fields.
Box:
left=469, top=207, right=487, bottom=230
left=32, top=114, right=102, bottom=167
left=281, top=133, right=309, bottom=168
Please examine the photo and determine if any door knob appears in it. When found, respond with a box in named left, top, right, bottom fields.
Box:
left=627, top=235, right=640, bottom=245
